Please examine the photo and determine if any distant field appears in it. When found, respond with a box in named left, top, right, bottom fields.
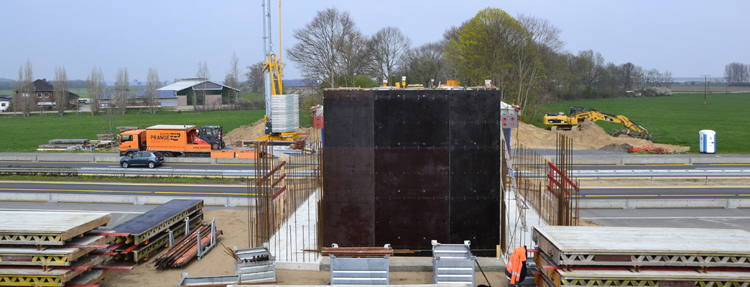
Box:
left=540, top=93, right=750, bottom=153
left=0, top=110, right=266, bottom=151
left=670, top=84, right=750, bottom=93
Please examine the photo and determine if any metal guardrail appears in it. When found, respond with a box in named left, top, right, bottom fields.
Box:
left=517, top=169, right=750, bottom=179
left=4, top=167, right=750, bottom=179
left=0, top=167, right=316, bottom=178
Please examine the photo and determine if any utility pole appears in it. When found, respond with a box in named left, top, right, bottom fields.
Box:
left=702, top=75, right=709, bottom=105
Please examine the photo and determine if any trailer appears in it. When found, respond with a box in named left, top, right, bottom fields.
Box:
left=120, top=125, right=259, bottom=158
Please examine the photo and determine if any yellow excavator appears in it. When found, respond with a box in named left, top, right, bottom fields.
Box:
left=543, top=107, right=651, bottom=139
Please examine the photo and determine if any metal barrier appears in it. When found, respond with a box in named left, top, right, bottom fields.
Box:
left=329, top=254, right=390, bottom=285
left=432, top=240, right=476, bottom=287
left=234, top=245, right=276, bottom=283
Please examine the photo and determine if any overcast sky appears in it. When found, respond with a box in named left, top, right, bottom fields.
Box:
left=2, top=0, right=749, bottom=83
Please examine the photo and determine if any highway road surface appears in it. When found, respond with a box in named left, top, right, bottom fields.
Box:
left=0, top=180, right=250, bottom=197
left=0, top=180, right=747, bottom=200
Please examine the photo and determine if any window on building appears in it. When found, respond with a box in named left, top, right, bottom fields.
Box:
left=44, top=92, right=49, bottom=98
left=37, top=92, right=42, bottom=98
left=1, top=103, right=6, bottom=107
left=69, top=100, right=74, bottom=104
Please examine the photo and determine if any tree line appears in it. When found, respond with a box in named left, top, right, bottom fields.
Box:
left=283, top=7, right=680, bottom=120
left=725, top=62, right=750, bottom=85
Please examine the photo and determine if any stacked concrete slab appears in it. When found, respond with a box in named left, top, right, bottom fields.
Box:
left=0, top=211, right=112, bottom=287
left=533, top=226, right=750, bottom=287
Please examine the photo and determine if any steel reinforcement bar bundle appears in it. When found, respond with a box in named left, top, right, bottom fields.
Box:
left=153, top=223, right=223, bottom=269
left=532, top=225, right=750, bottom=287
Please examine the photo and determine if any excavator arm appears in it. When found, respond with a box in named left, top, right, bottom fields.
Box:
left=575, top=111, right=650, bottom=139
left=543, top=107, right=650, bottom=139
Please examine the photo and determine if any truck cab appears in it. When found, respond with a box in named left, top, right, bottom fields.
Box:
left=120, top=129, right=147, bottom=156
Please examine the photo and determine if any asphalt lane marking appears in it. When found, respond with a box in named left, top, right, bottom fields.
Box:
left=585, top=216, right=750, bottom=220
left=155, top=191, right=254, bottom=196
left=584, top=186, right=750, bottom=189
left=0, top=180, right=245, bottom=188
left=659, top=194, right=736, bottom=197
left=0, top=188, right=151, bottom=193
left=0, top=208, right=143, bottom=214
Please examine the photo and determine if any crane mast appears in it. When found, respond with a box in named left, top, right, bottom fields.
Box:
left=255, top=0, right=299, bottom=142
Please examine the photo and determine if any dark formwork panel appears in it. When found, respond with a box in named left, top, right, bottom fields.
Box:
left=323, top=148, right=375, bottom=246
left=374, top=148, right=449, bottom=198
left=374, top=90, right=449, bottom=148
left=374, top=197, right=449, bottom=249
left=449, top=148, right=501, bottom=198
left=324, top=90, right=374, bottom=148
left=449, top=197, right=499, bottom=256
left=373, top=148, right=449, bottom=249
left=449, top=90, right=500, bottom=148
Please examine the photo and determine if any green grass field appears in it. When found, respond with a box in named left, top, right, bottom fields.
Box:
left=539, top=93, right=750, bottom=153
left=0, top=110, right=266, bottom=151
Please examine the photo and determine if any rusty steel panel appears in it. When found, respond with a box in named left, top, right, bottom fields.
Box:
left=374, top=148, right=449, bottom=198
left=374, top=90, right=449, bottom=148
left=374, top=197, right=449, bottom=249
left=324, top=90, right=374, bottom=148
left=324, top=148, right=375, bottom=246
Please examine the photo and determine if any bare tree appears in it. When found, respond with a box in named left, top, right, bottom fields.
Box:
left=577, top=50, right=605, bottom=97
left=287, top=8, right=357, bottom=89
left=338, top=28, right=370, bottom=87
left=145, top=68, right=160, bottom=114
left=54, top=67, right=68, bottom=116
left=225, top=52, right=241, bottom=109
left=368, top=27, right=411, bottom=85
left=15, top=68, right=22, bottom=117
left=196, top=61, right=210, bottom=112
left=115, top=67, right=129, bottom=115
left=403, top=41, right=446, bottom=86
left=17, top=60, right=33, bottom=117
left=86, top=66, right=104, bottom=115
left=245, top=62, right=264, bottom=93
left=725, top=62, right=749, bottom=85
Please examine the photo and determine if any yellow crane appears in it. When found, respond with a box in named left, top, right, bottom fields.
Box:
left=253, top=0, right=303, bottom=143
left=543, top=107, right=651, bottom=139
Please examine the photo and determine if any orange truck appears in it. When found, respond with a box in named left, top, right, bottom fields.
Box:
left=120, top=125, right=237, bottom=158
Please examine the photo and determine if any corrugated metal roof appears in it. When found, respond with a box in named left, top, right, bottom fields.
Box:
left=158, top=80, right=240, bottom=92
left=98, top=90, right=177, bottom=100
left=285, top=79, right=319, bottom=88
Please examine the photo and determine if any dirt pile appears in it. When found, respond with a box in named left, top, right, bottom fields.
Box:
left=224, top=120, right=321, bottom=144
left=512, top=120, right=689, bottom=153
left=225, top=117, right=685, bottom=152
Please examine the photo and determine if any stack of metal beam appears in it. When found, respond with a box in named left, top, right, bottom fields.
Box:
left=0, top=211, right=124, bottom=287
left=153, top=222, right=222, bottom=269
left=100, top=199, right=204, bottom=263
left=532, top=226, right=750, bottom=287
left=37, top=139, right=91, bottom=151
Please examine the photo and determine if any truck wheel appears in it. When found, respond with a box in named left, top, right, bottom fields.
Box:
left=126, top=151, right=134, bottom=157
left=121, top=162, right=129, bottom=168
left=148, top=162, right=156, bottom=169
left=212, top=144, right=218, bottom=150
left=162, top=152, right=172, bottom=157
